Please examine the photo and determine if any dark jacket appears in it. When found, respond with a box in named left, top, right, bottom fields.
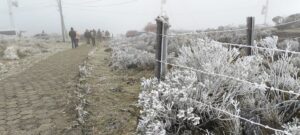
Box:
left=84, top=31, right=91, bottom=38
left=69, top=30, right=76, bottom=39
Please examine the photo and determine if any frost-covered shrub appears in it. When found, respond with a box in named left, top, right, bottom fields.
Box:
left=0, top=63, right=7, bottom=74
left=109, top=33, right=157, bottom=70
left=138, top=37, right=300, bottom=135
left=277, top=118, right=300, bottom=135
left=3, top=46, right=19, bottom=60
left=17, top=47, right=41, bottom=58
left=111, top=47, right=155, bottom=70
left=278, top=39, right=300, bottom=52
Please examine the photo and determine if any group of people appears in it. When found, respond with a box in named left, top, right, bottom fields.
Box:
left=69, top=27, right=111, bottom=49
left=84, top=29, right=111, bottom=46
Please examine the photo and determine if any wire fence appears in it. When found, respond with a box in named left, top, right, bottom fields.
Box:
left=155, top=59, right=300, bottom=97
left=159, top=19, right=300, bottom=38
left=111, top=41, right=300, bottom=134
left=110, top=15, right=300, bottom=135
left=150, top=58, right=298, bottom=134
left=191, top=99, right=291, bottom=135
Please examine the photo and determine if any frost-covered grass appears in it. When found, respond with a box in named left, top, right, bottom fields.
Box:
left=109, top=33, right=199, bottom=70
left=137, top=37, right=300, bottom=135
left=109, top=33, right=156, bottom=70
left=111, top=47, right=155, bottom=70
left=0, top=37, right=68, bottom=80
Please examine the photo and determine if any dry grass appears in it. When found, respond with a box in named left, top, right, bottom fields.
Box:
left=83, top=43, right=153, bottom=135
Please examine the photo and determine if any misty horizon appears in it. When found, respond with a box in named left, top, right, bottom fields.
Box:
left=0, top=0, right=300, bottom=35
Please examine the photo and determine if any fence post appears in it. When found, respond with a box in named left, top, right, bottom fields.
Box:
left=155, top=16, right=170, bottom=81
left=246, top=16, right=255, bottom=55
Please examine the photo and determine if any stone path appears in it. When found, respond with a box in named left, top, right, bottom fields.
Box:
left=0, top=45, right=91, bottom=135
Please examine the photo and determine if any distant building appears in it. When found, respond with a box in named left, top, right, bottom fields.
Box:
left=126, top=30, right=139, bottom=37
left=0, top=30, right=17, bottom=36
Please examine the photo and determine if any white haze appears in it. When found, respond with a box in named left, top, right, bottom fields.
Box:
left=0, top=0, right=299, bottom=35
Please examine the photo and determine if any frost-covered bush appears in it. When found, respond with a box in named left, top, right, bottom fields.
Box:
left=0, top=63, right=7, bottom=74
left=3, top=46, right=19, bottom=60
left=278, top=39, right=300, bottom=52
left=0, top=37, right=64, bottom=60
left=111, top=47, right=155, bottom=70
left=17, top=47, right=41, bottom=58
left=138, top=37, right=300, bottom=135
left=277, top=118, right=300, bottom=135
left=109, top=33, right=157, bottom=70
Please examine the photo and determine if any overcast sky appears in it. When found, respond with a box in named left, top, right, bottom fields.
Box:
left=0, top=0, right=299, bottom=35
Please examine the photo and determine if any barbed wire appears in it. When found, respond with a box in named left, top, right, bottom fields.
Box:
left=164, top=28, right=247, bottom=37
left=220, top=42, right=300, bottom=55
left=161, top=19, right=300, bottom=37
left=191, top=99, right=291, bottom=135
left=110, top=38, right=297, bottom=134
left=154, top=59, right=300, bottom=97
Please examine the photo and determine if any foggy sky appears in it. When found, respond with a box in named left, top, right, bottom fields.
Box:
left=0, top=0, right=299, bottom=35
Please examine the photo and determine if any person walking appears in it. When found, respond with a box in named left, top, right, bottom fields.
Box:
left=69, top=27, right=76, bottom=49
left=105, top=30, right=110, bottom=40
left=102, top=31, right=105, bottom=41
left=91, top=29, right=96, bottom=46
left=84, top=29, right=91, bottom=44
left=97, top=29, right=102, bottom=42
left=75, top=31, right=80, bottom=48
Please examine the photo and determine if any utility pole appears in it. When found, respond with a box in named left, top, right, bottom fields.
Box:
left=263, top=0, right=269, bottom=25
left=161, top=0, right=167, bottom=16
left=57, top=0, right=66, bottom=42
left=7, top=0, right=15, bottom=29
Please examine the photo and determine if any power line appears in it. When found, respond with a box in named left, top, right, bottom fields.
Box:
left=63, top=0, right=138, bottom=8
left=63, top=0, right=104, bottom=5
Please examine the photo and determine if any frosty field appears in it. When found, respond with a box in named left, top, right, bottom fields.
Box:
left=0, top=37, right=69, bottom=80
left=109, top=33, right=300, bottom=135
left=0, top=29, right=299, bottom=135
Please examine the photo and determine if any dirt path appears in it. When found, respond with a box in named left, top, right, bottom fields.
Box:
left=0, top=45, right=91, bottom=135
left=83, top=44, right=152, bottom=135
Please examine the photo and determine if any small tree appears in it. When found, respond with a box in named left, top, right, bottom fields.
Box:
left=144, top=22, right=157, bottom=33
left=272, top=16, right=284, bottom=25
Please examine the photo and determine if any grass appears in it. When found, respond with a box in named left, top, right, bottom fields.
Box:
left=83, top=43, right=153, bottom=135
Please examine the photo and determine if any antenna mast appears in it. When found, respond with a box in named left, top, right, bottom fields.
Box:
left=264, top=0, right=269, bottom=25
left=161, top=0, right=167, bottom=16
left=7, top=0, right=15, bottom=29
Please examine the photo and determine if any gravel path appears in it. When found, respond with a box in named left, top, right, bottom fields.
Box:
left=0, top=45, right=91, bottom=135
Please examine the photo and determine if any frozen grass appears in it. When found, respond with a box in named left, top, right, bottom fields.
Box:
left=137, top=37, right=300, bottom=135
left=109, top=33, right=156, bottom=70
left=0, top=37, right=69, bottom=80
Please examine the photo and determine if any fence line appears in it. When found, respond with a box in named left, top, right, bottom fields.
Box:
left=165, top=28, right=247, bottom=37
left=159, top=19, right=300, bottom=38
left=154, top=59, right=300, bottom=97
left=221, top=42, right=300, bottom=55
left=191, top=100, right=291, bottom=135
left=111, top=30, right=298, bottom=135
left=258, top=19, right=300, bottom=30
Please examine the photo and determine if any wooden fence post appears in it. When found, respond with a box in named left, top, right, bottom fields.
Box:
left=155, top=16, right=170, bottom=81
left=247, top=17, right=255, bottom=55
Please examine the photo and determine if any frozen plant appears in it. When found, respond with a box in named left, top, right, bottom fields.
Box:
left=275, top=118, right=300, bottom=135
left=138, top=36, right=299, bottom=135
left=3, top=46, right=19, bottom=60
left=110, top=47, right=155, bottom=70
